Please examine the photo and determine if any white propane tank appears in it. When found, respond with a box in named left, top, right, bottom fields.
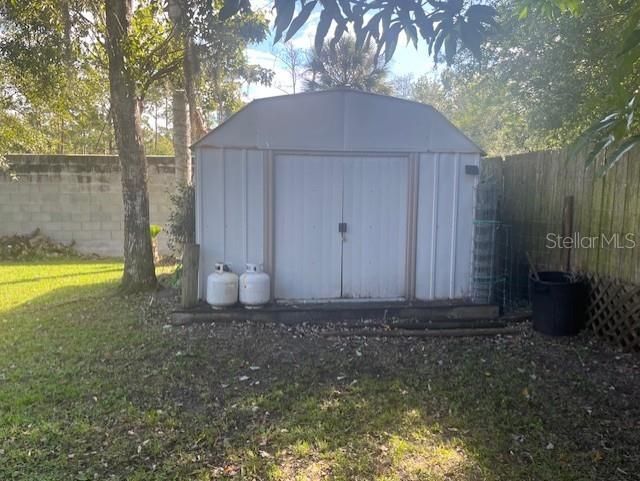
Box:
left=206, top=263, right=238, bottom=308
left=239, top=264, right=270, bottom=308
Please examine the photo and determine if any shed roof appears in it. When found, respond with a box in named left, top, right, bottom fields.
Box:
left=192, top=89, right=483, bottom=154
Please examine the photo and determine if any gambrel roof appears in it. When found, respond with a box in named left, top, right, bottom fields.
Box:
left=192, top=88, right=483, bottom=154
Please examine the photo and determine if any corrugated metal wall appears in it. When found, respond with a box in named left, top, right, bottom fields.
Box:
left=197, top=148, right=264, bottom=298
left=272, top=154, right=409, bottom=300
left=415, top=153, right=478, bottom=300
left=196, top=148, right=479, bottom=301
left=273, top=154, right=343, bottom=299
left=341, top=155, right=408, bottom=299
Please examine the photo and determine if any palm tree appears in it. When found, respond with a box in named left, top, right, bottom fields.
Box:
left=304, top=37, right=391, bottom=94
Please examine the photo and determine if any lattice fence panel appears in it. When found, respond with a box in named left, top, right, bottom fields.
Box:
left=581, top=273, right=640, bottom=351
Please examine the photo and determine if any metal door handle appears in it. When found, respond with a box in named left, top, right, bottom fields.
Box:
left=338, top=222, right=347, bottom=233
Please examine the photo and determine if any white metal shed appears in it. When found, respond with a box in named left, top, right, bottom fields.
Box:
left=193, top=89, right=483, bottom=302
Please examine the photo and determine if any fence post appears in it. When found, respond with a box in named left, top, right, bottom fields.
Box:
left=181, top=243, right=199, bottom=308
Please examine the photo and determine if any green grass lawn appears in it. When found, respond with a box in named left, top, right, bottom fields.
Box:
left=1, top=260, right=638, bottom=480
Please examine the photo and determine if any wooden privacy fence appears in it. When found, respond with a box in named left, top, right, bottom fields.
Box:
left=485, top=148, right=640, bottom=349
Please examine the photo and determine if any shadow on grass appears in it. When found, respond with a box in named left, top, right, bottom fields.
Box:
left=1, top=278, right=638, bottom=481
left=0, top=267, right=123, bottom=286
left=0, top=279, right=177, bottom=480
left=144, top=325, right=637, bottom=481
left=183, top=353, right=566, bottom=481
left=226, top=378, right=493, bottom=480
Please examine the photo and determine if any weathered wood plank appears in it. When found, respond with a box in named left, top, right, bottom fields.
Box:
left=171, top=303, right=500, bottom=325
left=181, top=243, right=200, bottom=308
left=628, top=149, right=640, bottom=284
left=562, top=195, right=575, bottom=271
left=575, top=148, right=592, bottom=271
left=568, top=151, right=583, bottom=270
left=540, top=150, right=557, bottom=270
left=598, top=153, right=617, bottom=276
left=549, top=150, right=564, bottom=269
left=611, top=152, right=629, bottom=278
left=588, top=153, right=606, bottom=274
left=497, top=146, right=640, bottom=286
left=320, top=327, right=521, bottom=338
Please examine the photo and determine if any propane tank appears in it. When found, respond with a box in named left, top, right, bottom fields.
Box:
left=239, top=264, right=270, bottom=308
left=206, top=263, right=238, bottom=308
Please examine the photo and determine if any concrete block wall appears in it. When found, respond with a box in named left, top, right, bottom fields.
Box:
left=0, top=154, right=176, bottom=257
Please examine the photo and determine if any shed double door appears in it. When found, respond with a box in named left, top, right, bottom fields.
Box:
left=274, top=154, right=408, bottom=300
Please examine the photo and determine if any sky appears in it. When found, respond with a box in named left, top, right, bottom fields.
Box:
left=243, top=6, right=440, bottom=100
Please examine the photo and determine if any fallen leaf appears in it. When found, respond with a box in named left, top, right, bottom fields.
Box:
left=224, top=465, right=238, bottom=475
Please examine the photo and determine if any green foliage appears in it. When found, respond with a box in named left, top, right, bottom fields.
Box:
left=305, top=36, right=391, bottom=93
left=409, top=70, right=533, bottom=155
left=570, top=2, right=640, bottom=173
left=516, top=0, right=583, bottom=19
left=2, top=0, right=272, bottom=153
left=410, top=75, right=452, bottom=116
left=0, top=104, right=48, bottom=154
left=0, top=229, right=80, bottom=260
left=194, top=9, right=272, bottom=123
left=0, top=0, right=77, bottom=100
left=167, top=183, right=195, bottom=253
left=0, top=1, right=113, bottom=154
left=485, top=0, right=640, bottom=171
left=149, top=224, right=162, bottom=240
left=126, top=2, right=184, bottom=97
left=162, top=0, right=272, bottom=124
left=405, top=0, right=639, bottom=156
left=0, top=1, right=114, bottom=155
left=225, top=0, right=499, bottom=65
left=0, top=0, right=272, bottom=154
left=169, top=262, right=184, bottom=288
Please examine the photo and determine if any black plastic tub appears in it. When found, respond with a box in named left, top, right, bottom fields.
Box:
left=529, top=271, right=587, bottom=336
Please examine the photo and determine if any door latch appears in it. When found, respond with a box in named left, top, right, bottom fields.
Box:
left=338, top=222, right=347, bottom=233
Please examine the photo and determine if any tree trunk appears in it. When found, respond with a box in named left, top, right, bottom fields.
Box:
left=172, top=89, right=191, bottom=183
left=154, top=101, right=158, bottom=153
left=183, top=35, right=207, bottom=142
left=105, top=0, right=157, bottom=291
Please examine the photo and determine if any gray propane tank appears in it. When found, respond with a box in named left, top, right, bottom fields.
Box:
left=239, top=263, right=270, bottom=308
left=206, top=263, right=238, bottom=308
